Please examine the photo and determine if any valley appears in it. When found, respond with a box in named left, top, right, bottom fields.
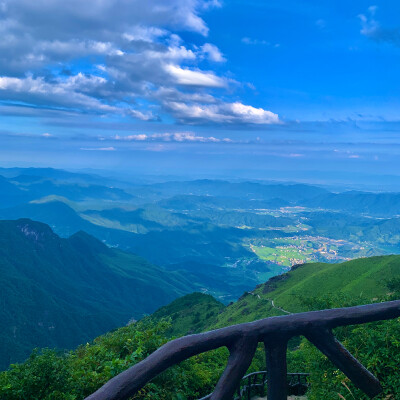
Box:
left=0, top=168, right=399, bottom=305
left=1, top=167, right=400, bottom=370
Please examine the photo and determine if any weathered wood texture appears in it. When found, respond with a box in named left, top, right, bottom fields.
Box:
left=85, top=300, right=400, bottom=400
left=264, top=337, right=288, bottom=400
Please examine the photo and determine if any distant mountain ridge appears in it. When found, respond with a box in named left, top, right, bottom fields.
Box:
left=2, top=167, right=400, bottom=309
left=0, top=169, right=133, bottom=205
left=3, top=167, right=400, bottom=216
left=303, top=191, right=400, bottom=217
left=0, top=200, right=269, bottom=299
left=145, top=179, right=329, bottom=201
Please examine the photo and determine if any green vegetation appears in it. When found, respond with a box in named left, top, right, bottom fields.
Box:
left=288, top=294, right=400, bottom=400
left=0, top=320, right=230, bottom=400
left=145, top=293, right=224, bottom=337
left=0, top=200, right=268, bottom=302
left=81, top=205, right=191, bottom=234
left=3, top=169, right=400, bottom=398
left=0, top=219, right=195, bottom=369
left=212, top=255, right=400, bottom=327
left=2, top=255, right=400, bottom=399
left=0, top=293, right=266, bottom=400
left=249, top=235, right=379, bottom=268
left=251, top=243, right=314, bottom=267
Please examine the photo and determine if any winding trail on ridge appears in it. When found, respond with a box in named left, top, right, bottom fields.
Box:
left=268, top=298, right=291, bottom=315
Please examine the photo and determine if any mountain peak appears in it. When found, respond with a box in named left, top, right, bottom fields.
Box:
left=15, top=219, right=57, bottom=242
left=68, top=230, right=110, bottom=255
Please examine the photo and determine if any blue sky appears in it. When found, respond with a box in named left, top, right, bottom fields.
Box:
left=0, top=0, right=400, bottom=188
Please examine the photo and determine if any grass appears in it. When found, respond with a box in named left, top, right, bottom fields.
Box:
left=251, top=244, right=314, bottom=267
left=146, top=292, right=225, bottom=337
left=210, top=254, right=400, bottom=328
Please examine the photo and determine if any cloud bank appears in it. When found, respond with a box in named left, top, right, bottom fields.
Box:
left=112, top=132, right=231, bottom=143
left=0, top=0, right=280, bottom=126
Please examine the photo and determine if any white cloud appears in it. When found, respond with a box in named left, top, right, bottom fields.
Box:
left=112, top=132, right=231, bottom=143
left=114, top=134, right=148, bottom=141
left=359, top=6, right=379, bottom=38
left=165, top=64, right=226, bottom=87
left=80, top=147, right=116, bottom=151
left=122, top=26, right=167, bottom=43
left=35, top=39, right=124, bottom=58
left=359, top=5, right=400, bottom=46
left=241, top=37, right=280, bottom=48
left=288, top=153, right=304, bottom=158
left=0, top=75, right=117, bottom=113
left=201, top=43, right=226, bottom=62
left=145, top=45, right=197, bottom=62
left=201, top=0, right=222, bottom=10
left=242, top=37, right=269, bottom=45
left=167, top=101, right=281, bottom=124
left=128, top=109, right=158, bottom=121
left=155, top=86, right=217, bottom=104
left=159, top=132, right=221, bottom=142
left=0, top=0, right=280, bottom=126
left=229, top=102, right=280, bottom=124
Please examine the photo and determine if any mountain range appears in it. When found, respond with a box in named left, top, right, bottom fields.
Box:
left=0, top=219, right=194, bottom=370
left=2, top=167, right=400, bottom=370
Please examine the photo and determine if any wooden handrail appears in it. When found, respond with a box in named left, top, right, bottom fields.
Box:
left=85, top=300, right=400, bottom=400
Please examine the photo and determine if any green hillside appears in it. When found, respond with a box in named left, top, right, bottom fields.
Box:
left=0, top=200, right=271, bottom=301
left=3, top=254, right=400, bottom=399
left=142, top=255, right=400, bottom=333
left=0, top=219, right=195, bottom=369
left=212, top=255, right=400, bottom=327
left=146, top=292, right=224, bottom=337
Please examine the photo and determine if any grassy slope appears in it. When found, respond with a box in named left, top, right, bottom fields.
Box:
left=211, top=255, right=400, bottom=328
left=3, top=253, right=400, bottom=397
left=147, top=293, right=224, bottom=337
left=144, top=255, right=400, bottom=334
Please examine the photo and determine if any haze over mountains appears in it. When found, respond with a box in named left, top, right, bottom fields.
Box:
left=2, top=167, right=400, bottom=369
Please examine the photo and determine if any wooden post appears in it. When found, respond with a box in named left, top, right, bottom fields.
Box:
left=264, top=337, right=288, bottom=400
left=306, top=328, right=382, bottom=398
left=211, top=336, right=258, bottom=400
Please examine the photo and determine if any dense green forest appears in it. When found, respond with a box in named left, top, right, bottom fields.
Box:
left=0, top=219, right=195, bottom=369
left=2, top=256, right=400, bottom=399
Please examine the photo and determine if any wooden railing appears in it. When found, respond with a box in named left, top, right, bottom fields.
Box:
left=85, top=300, right=400, bottom=400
